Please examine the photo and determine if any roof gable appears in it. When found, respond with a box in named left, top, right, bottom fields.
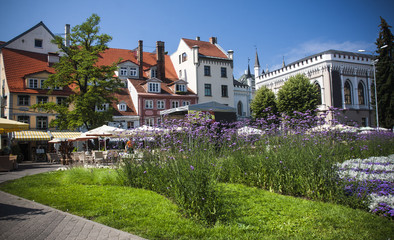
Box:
left=0, top=22, right=59, bottom=54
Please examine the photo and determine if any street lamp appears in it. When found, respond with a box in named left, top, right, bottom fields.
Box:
left=358, top=45, right=388, bottom=131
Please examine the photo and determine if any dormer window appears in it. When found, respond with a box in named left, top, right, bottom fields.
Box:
left=176, top=84, right=186, bottom=93
left=120, top=67, right=128, bottom=76
left=118, top=102, right=127, bottom=111
left=29, top=79, right=38, bottom=88
left=151, top=69, right=157, bottom=78
left=96, top=103, right=109, bottom=112
left=148, top=82, right=160, bottom=93
left=130, top=67, right=137, bottom=77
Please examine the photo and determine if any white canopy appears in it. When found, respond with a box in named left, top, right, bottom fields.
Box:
left=85, top=125, right=124, bottom=136
left=237, top=126, right=264, bottom=136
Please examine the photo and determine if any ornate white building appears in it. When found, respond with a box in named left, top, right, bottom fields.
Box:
left=234, top=63, right=255, bottom=120
left=255, top=50, right=375, bottom=127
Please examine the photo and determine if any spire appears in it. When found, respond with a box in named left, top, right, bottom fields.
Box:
left=282, top=56, right=286, bottom=68
left=247, top=63, right=252, bottom=78
left=254, top=50, right=260, bottom=68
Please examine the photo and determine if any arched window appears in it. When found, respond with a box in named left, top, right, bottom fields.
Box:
left=344, top=80, right=352, bottom=105
left=237, top=101, right=243, bottom=116
left=314, top=82, right=322, bottom=105
left=358, top=81, right=365, bottom=106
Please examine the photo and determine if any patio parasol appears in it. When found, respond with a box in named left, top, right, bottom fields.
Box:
left=0, top=118, right=29, bottom=134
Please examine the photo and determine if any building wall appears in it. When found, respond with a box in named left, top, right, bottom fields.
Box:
left=255, top=50, right=375, bottom=126
left=196, top=58, right=234, bottom=106
left=4, top=25, right=59, bottom=54
left=234, top=86, right=250, bottom=119
left=139, top=94, right=197, bottom=126
left=171, top=39, right=235, bottom=107
left=170, top=40, right=197, bottom=93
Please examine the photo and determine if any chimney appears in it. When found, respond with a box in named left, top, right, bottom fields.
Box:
left=47, top=52, right=59, bottom=66
left=227, top=50, right=234, bottom=60
left=196, top=36, right=200, bottom=41
left=65, top=24, right=71, bottom=47
left=156, top=41, right=165, bottom=80
left=192, top=45, right=199, bottom=65
left=137, top=40, right=143, bottom=79
left=209, top=37, right=217, bottom=44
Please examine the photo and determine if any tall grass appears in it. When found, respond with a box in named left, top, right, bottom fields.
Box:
left=119, top=110, right=394, bottom=225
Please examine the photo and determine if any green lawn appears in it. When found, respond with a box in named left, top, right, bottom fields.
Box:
left=1, top=169, right=393, bottom=240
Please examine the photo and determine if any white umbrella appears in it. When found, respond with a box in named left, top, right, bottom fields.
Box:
left=48, top=138, right=63, bottom=143
left=85, top=125, right=123, bottom=136
left=85, top=125, right=125, bottom=150
left=237, top=126, right=264, bottom=136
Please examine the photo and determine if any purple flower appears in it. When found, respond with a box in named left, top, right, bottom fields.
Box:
left=190, top=165, right=194, bottom=170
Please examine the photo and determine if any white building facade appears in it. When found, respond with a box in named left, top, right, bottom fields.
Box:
left=171, top=37, right=235, bottom=107
left=255, top=50, right=375, bottom=127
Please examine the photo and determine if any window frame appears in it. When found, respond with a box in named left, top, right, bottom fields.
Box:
left=34, top=39, right=43, bottom=48
left=344, top=80, right=352, bottom=105
left=96, top=103, right=109, bottom=112
left=130, top=67, right=138, bottom=77
left=358, top=81, right=366, bottom=106
left=171, top=101, right=179, bottom=108
left=17, top=116, right=29, bottom=124
left=151, top=69, right=157, bottom=78
left=204, top=84, right=212, bottom=96
left=56, top=97, right=67, bottom=105
left=18, top=95, right=30, bottom=106
left=145, top=100, right=154, bottom=109
left=204, top=66, right=211, bottom=76
left=182, top=101, right=190, bottom=106
left=29, top=78, right=38, bottom=89
left=176, top=84, right=186, bottom=92
left=221, top=85, right=228, bottom=97
left=157, top=100, right=165, bottom=109
left=148, top=82, right=160, bottom=93
left=145, top=118, right=155, bottom=127
left=221, top=67, right=227, bottom=78
left=37, top=96, right=48, bottom=104
left=36, top=116, right=48, bottom=130
left=118, top=103, right=127, bottom=111
left=119, top=67, right=128, bottom=76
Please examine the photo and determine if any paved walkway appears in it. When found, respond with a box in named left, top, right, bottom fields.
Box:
left=0, top=162, right=146, bottom=240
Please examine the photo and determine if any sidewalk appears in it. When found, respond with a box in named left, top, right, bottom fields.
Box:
left=0, top=162, right=146, bottom=240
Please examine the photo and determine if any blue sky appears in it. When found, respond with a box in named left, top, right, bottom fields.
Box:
left=1, top=0, right=393, bottom=78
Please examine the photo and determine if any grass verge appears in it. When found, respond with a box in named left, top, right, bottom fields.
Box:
left=1, top=169, right=393, bottom=240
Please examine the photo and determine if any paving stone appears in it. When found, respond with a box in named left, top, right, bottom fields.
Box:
left=0, top=163, right=146, bottom=239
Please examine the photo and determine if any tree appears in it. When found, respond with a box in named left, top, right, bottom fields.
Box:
left=277, top=74, right=319, bottom=116
left=250, top=86, right=277, bottom=119
left=375, top=17, right=394, bottom=129
left=33, top=14, right=123, bottom=130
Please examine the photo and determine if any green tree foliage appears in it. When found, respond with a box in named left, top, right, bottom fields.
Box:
left=375, top=17, right=394, bottom=129
left=250, top=86, right=277, bottom=119
left=277, top=74, right=319, bottom=116
left=33, top=14, right=123, bottom=130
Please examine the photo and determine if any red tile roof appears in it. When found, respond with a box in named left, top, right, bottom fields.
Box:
left=182, top=38, right=228, bottom=59
left=97, top=48, right=178, bottom=80
left=2, top=48, right=74, bottom=95
left=112, top=88, right=137, bottom=116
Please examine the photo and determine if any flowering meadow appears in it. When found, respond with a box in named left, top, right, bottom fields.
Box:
left=118, top=109, right=394, bottom=225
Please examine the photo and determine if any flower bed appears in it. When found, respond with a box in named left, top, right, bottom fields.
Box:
left=338, top=155, right=394, bottom=218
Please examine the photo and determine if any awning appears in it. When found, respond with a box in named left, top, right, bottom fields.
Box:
left=13, top=131, right=51, bottom=141
left=51, top=131, right=81, bottom=140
